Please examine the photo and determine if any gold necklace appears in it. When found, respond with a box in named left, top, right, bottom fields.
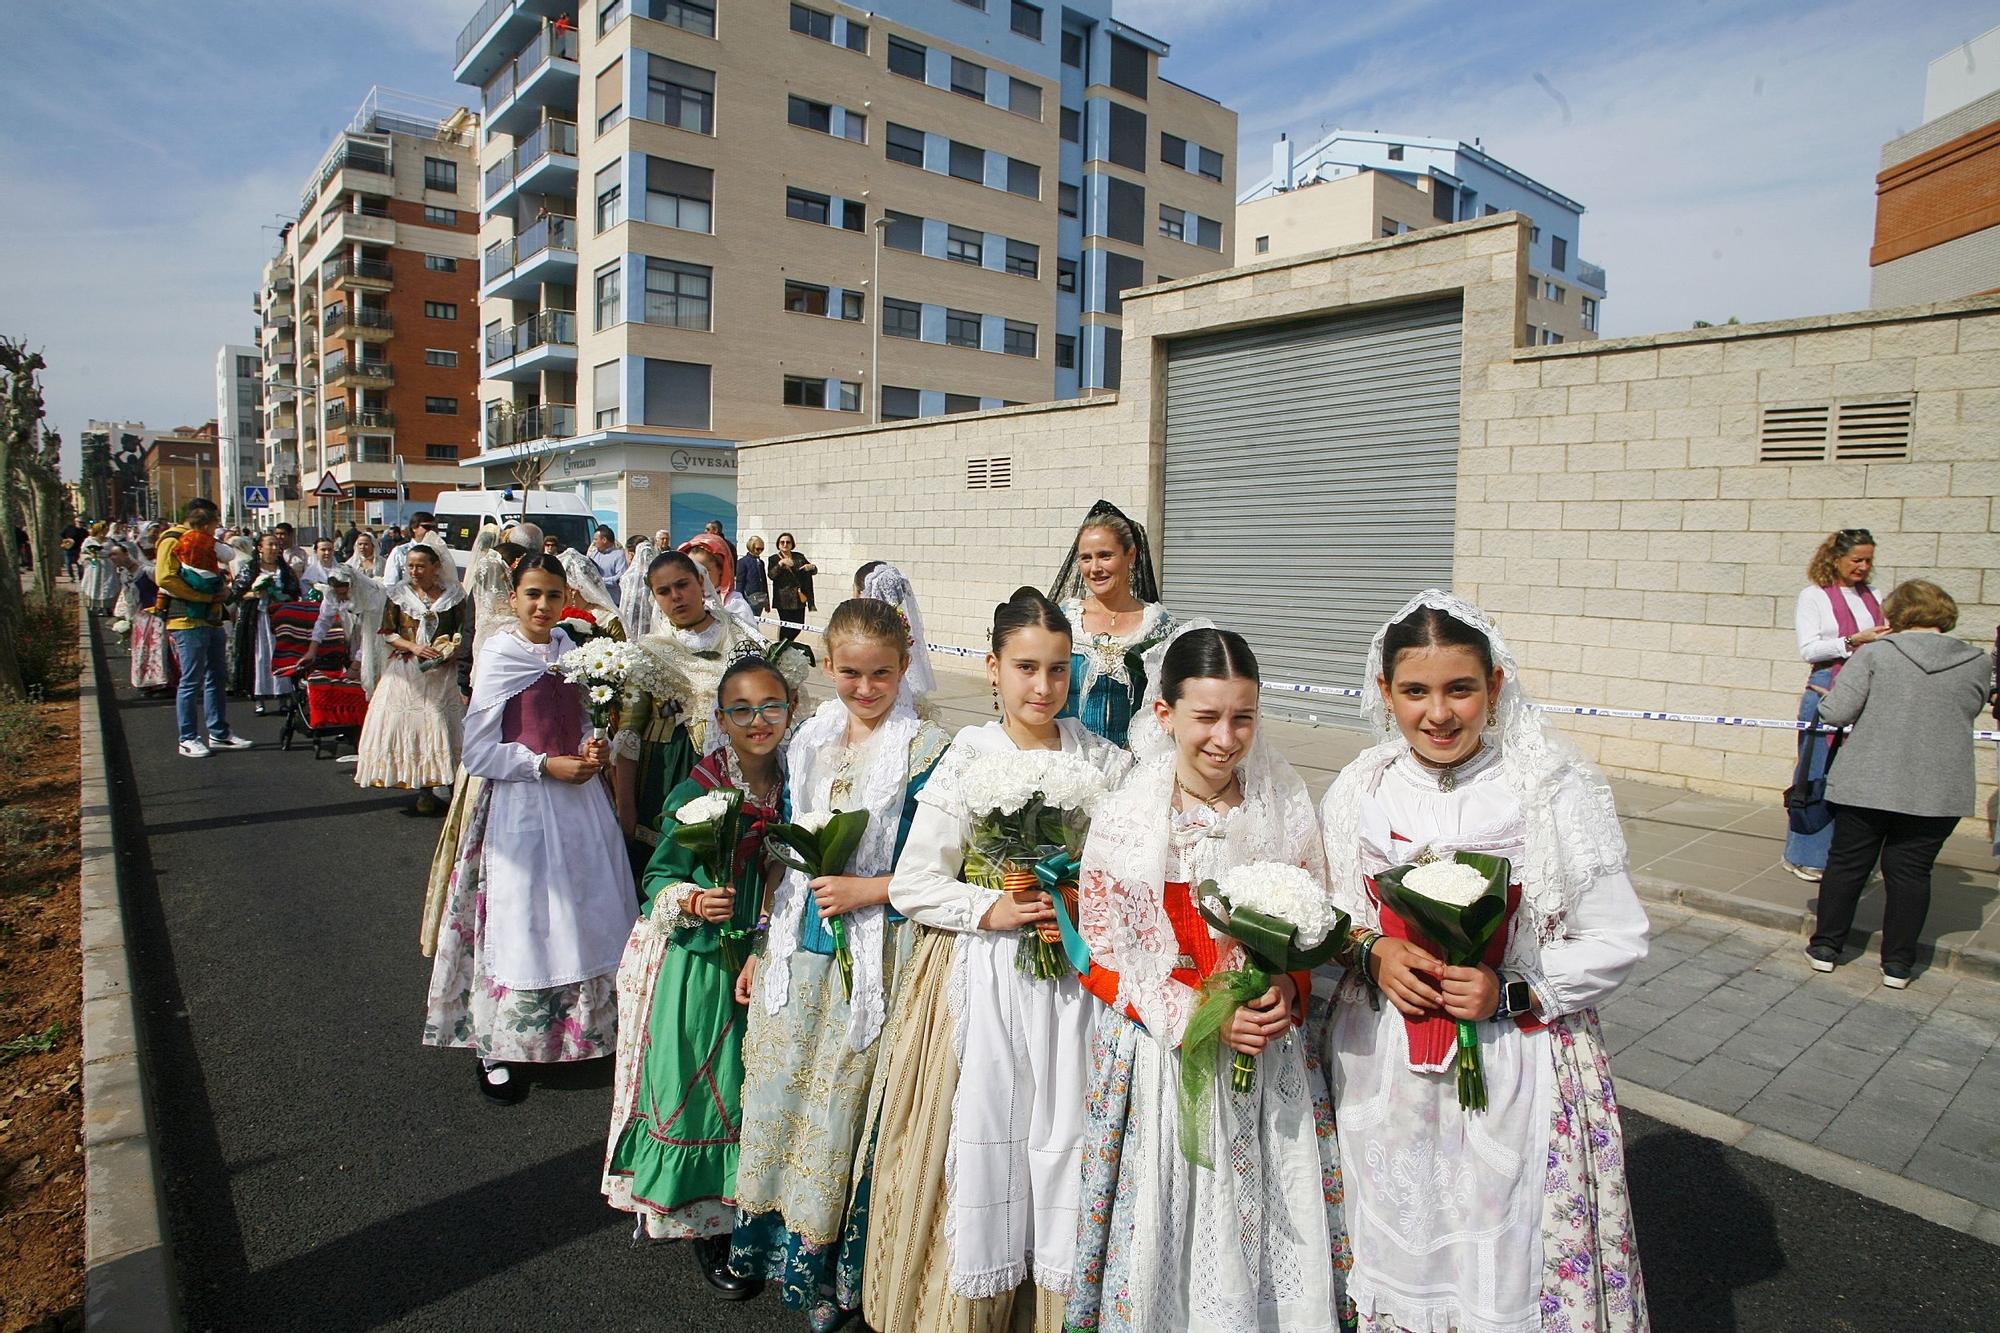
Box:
left=1174, top=767, right=1238, bottom=808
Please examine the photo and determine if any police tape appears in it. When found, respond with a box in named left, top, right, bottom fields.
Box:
left=759, top=616, right=2000, bottom=743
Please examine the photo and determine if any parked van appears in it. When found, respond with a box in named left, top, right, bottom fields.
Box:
left=430, top=488, right=597, bottom=573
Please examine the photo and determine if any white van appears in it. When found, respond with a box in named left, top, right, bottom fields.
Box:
left=430, top=488, right=598, bottom=573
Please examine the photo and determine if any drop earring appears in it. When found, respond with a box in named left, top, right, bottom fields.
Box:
left=992, top=684, right=1001, bottom=714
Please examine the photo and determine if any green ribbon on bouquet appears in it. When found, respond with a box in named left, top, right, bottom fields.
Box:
left=1032, top=849, right=1092, bottom=975
left=1177, top=966, right=1273, bottom=1168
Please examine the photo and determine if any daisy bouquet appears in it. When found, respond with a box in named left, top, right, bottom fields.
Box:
left=670, top=788, right=755, bottom=970
left=557, top=637, right=641, bottom=741
left=765, top=808, right=872, bottom=997
left=959, top=750, right=1108, bottom=980
left=1180, top=862, right=1349, bottom=1160
left=1370, top=852, right=1512, bottom=1112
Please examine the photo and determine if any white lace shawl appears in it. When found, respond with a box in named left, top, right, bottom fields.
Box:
left=1059, top=597, right=1171, bottom=704
left=861, top=563, right=938, bottom=702
left=1321, top=589, right=1627, bottom=944
left=619, top=539, right=657, bottom=640
left=762, top=697, right=922, bottom=1051
left=386, top=577, right=465, bottom=646
left=465, top=543, right=514, bottom=664
left=611, top=616, right=761, bottom=760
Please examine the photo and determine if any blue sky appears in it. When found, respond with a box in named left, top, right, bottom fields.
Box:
left=3, top=0, right=1992, bottom=477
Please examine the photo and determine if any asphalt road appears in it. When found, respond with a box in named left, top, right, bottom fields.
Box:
left=97, top=623, right=2000, bottom=1332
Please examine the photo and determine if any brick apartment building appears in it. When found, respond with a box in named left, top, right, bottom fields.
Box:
left=1871, top=24, right=2000, bottom=306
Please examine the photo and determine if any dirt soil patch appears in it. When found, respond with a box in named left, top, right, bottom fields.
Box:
left=0, top=598, right=85, bottom=1333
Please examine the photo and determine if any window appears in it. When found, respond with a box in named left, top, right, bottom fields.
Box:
left=423, top=157, right=457, bottom=192
left=357, top=437, right=393, bottom=464
left=425, top=444, right=460, bottom=461
left=956, top=0, right=986, bottom=9
left=595, top=262, right=622, bottom=330
left=644, top=0, right=715, bottom=36
left=1005, top=158, right=1039, bottom=198
left=1550, top=235, right=1568, bottom=272
left=1100, top=327, right=1121, bottom=389
left=1005, top=238, right=1038, bottom=278
left=646, top=57, right=715, bottom=134
left=1102, top=251, right=1142, bottom=314
left=646, top=157, right=713, bottom=232
left=944, top=393, right=980, bottom=414
left=595, top=58, right=625, bottom=134
left=594, top=360, right=620, bottom=428
left=1105, top=176, right=1144, bottom=243
left=1381, top=217, right=1403, bottom=238
left=948, top=140, right=983, bottom=182
left=844, top=20, right=867, bottom=51
left=1003, top=319, right=1036, bottom=358
left=1197, top=146, right=1223, bottom=181
left=594, top=162, right=623, bottom=231
left=783, top=375, right=830, bottom=408
left=1055, top=334, right=1075, bottom=369
left=1008, top=78, right=1041, bottom=119
left=1544, top=281, right=1563, bottom=303
left=1254, top=235, right=1269, bottom=255
left=1058, top=182, right=1079, bottom=218
left=1056, top=257, right=1077, bottom=291
left=600, top=0, right=627, bottom=34
left=1061, top=28, right=1084, bottom=67
left=842, top=112, right=865, bottom=142
left=1544, top=330, right=1565, bottom=346
left=786, top=281, right=830, bottom=316
left=945, top=225, right=983, bottom=265
left=886, top=122, right=924, bottom=167
left=882, top=298, right=921, bottom=339
left=236, top=355, right=258, bottom=378
left=1387, top=144, right=1405, bottom=161
left=1484, top=204, right=1499, bottom=216
left=1530, top=225, right=1542, bottom=243
left=1158, top=204, right=1185, bottom=241
left=645, top=257, right=712, bottom=330
left=841, top=198, right=864, bottom=230
left=788, top=95, right=832, bottom=134
left=839, top=290, right=862, bottom=321
left=643, top=358, right=711, bottom=429
left=1060, top=106, right=1081, bottom=143
left=1581, top=296, right=1599, bottom=332
left=1160, top=132, right=1186, bottom=168
left=1108, top=36, right=1147, bottom=97
left=944, top=309, right=980, bottom=348
left=424, top=254, right=457, bottom=272
left=425, top=396, right=459, bottom=414
left=424, top=301, right=458, bottom=320
left=1524, top=323, right=1537, bottom=345
left=786, top=187, right=830, bottom=224
left=888, top=36, right=926, bottom=80
left=883, top=210, right=923, bottom=252
left=423, top=205, right=459, bottom=225
left=881, top=386, right=920, bottom=420
left=1195, top=215, right=1222, bottom=250
left=789, top=4, right=832, bottom=40
left=424, top=348, right=459, bottom=367
left=1107, top=102, right=1146, bottom=170
left=834, top=381, right=860, bottom=411
left=1011, top=1, right=1043, bottom=40
left=1432, top=183, right=1455, bottom=222
left=951, top=57, right=986, bottom=100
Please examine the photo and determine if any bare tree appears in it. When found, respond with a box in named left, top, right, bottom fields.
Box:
left=19, top=425, right=66, bottom=602
left=0, top=338, right=46, bottom=697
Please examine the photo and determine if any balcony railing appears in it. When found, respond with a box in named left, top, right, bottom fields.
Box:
left=323, top=306, right=395, bottom=336
left=480, top=22, right=580, bottom=117
left=482, top=214, right=577, bottom=281
left=487, top=308, right=577, bottom=363
left=456, top=0, right=515, bottom=64
left=484, top=403, right=576, bottom=449
left=1576, top=259, right=1606, bottom=293
left=325, top=355, right=395, bottom=385
left=324, top=257, right=395, bottom=286
left=485, top=118, right=579, bottom=201
left=301, top=140, right=392, bottom=213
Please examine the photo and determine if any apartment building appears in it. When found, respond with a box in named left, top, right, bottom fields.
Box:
left=213, top=345, right=263, bottom=526
left=253, top=90, right=482, bottom=530
left=453, top=0, right=1235, bottom=538
left=1871, top=24, right=2000, bottom=307
left=143, top=423, right=221, bottom=524
left=1240, top=130, right=1605, bottom=345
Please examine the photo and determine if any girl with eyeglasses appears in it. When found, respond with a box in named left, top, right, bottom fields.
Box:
left=1785, top=528, right=1887, bottom=881
left=605, top=654, right=796, bottom=1299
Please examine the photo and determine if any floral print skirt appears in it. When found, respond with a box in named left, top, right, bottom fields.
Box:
left=421, top=783, right=617, bottom=1062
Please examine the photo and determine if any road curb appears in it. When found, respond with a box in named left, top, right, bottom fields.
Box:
left=1619, top=1082, right=2000, bottom=1245
left=76, top=607, right=178, bottom=1330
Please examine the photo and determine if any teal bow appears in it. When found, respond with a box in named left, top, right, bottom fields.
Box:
left=1034, top=850, right=1091, bottom=974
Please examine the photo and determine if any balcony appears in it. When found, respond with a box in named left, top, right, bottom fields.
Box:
left=484, top=23, right=580, bottom=138
left=301, top=139, right=393, bottom=215
left=323, top=304, right=396, bottom=343
left=480, top=214, right=577, bottom=300
left=455, top=0, right=540, bottom=85
left=485, top=309, right=577, bottom=382
left=482, top=402, right=576, bottom=453
left=484, top=117, right=578, bottom=212
left=325, top=355, right=396, bottom=389
left=324, top=210, right=396, bottom=250
left=1575, top=259, right=1607, bottom=295
left=325, top=256, right=394, bottom=294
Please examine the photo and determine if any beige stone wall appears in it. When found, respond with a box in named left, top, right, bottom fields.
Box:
left=1234, top=171, right=1435, bottom=265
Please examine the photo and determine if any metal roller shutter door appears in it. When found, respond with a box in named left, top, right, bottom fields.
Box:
left=1161, top=297, right=1462, bottom=723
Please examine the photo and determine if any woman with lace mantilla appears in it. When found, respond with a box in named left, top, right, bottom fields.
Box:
left=1320, top=592, right=1650, bottom=1333
left=1049, top=500, right=1175, bottom=747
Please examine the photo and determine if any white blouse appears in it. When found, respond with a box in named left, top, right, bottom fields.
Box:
left=1795, top=584, right=1884, bottom=666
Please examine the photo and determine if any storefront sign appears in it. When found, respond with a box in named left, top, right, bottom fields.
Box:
left=670, top=448, right=737, bottom=475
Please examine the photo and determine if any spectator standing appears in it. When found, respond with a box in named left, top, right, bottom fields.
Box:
left=304, top=537, right=340, bottom=591
left=348, top=529, right=383, bottom=579
left=340, top=521, right=361, bottom=559
left=60, top=520, right=87, bottom=580
left=155, top=498, right=254, bottom=758
left=587, top=524, right=629, bottom=596
left=1806, top=581, right=1992, bottom=987
left=1784, top=528, right=1888, bottom=881
left=737, top=534, right=769, bottom=617
left=767, top=532, right=816, bottom=646
left=272, top=522, right=308, bottom=578
left=384, top=512, right=436, bottom=587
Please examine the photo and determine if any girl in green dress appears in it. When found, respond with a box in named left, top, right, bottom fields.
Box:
left=603, top=654, right=795, bottom=1299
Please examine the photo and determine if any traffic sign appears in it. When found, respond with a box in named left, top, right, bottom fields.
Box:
left=242, top=485, right=271, bottom=510
left=313, top=471, right=343, bottom=499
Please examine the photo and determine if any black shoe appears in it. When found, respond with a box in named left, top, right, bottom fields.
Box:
left=693, top=1236, right=762, bottom=1301
left=478, top=1060, right=526, bottom=1105
left=1805, top=944, right=1839, bottom=973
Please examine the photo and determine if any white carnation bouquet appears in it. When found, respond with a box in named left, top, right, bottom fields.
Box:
left=960, top=750, right=1110, bottom=980
left=556, top=637, right=642, bottom=741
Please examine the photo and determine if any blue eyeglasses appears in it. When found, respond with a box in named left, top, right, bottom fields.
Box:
left=721, top=702, right=792, bottom=726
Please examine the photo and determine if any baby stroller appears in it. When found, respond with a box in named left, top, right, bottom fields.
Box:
left=272, top=607, right=367, bottom=759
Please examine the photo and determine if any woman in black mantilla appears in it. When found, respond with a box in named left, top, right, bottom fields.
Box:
left=1048, top=499, right=1175, bottom=747
left=227, top=531, right=302, bottom=712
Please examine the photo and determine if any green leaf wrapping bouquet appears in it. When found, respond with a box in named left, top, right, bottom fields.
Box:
left=764, top=808, right=873, bottom=996
left=669, top=788, right=758, bottom=972
left=1370, top=851, right=1513, bottom=1113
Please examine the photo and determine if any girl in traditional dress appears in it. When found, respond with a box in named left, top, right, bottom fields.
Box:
left=347, top=529, right=383, bottom=579
left=605, top=655, right=795, bottom=1298
left=862, top=589, right=1130, bottom=1333
left=1049, top=500, right=1175, bottom=747
left=422, top=554, right=636, bottom=1102
left=1066, top=624, right=1347, bottom=1333
left=80, top=528, right=122, bottom=615
left=127, top=528, right=172, bottom=693
left=354, top=539, right=467, bottom=814
left=1320, top=591, right=1649, bottom=1333
left=729, top=597, right=952, bottom=1331
left=226, top=532, right=300, bottom=713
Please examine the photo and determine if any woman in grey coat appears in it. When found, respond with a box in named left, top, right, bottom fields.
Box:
left=1806, top=580, right=1994, bottom=987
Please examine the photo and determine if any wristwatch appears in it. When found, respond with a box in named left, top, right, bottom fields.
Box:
left=1491, top=970, right=1534, bottom=1022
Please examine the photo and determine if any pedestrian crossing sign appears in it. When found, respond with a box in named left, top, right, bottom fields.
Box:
left=242, top=485, right=271, bottom=510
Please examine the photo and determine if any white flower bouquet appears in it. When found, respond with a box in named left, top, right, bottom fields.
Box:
left=961, top=750, right=1109, bottom=980
left=556, top=637, right=641, bottom=740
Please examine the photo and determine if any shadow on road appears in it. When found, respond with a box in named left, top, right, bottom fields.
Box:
left=1625, top=1123, right=1783, bottom=1331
